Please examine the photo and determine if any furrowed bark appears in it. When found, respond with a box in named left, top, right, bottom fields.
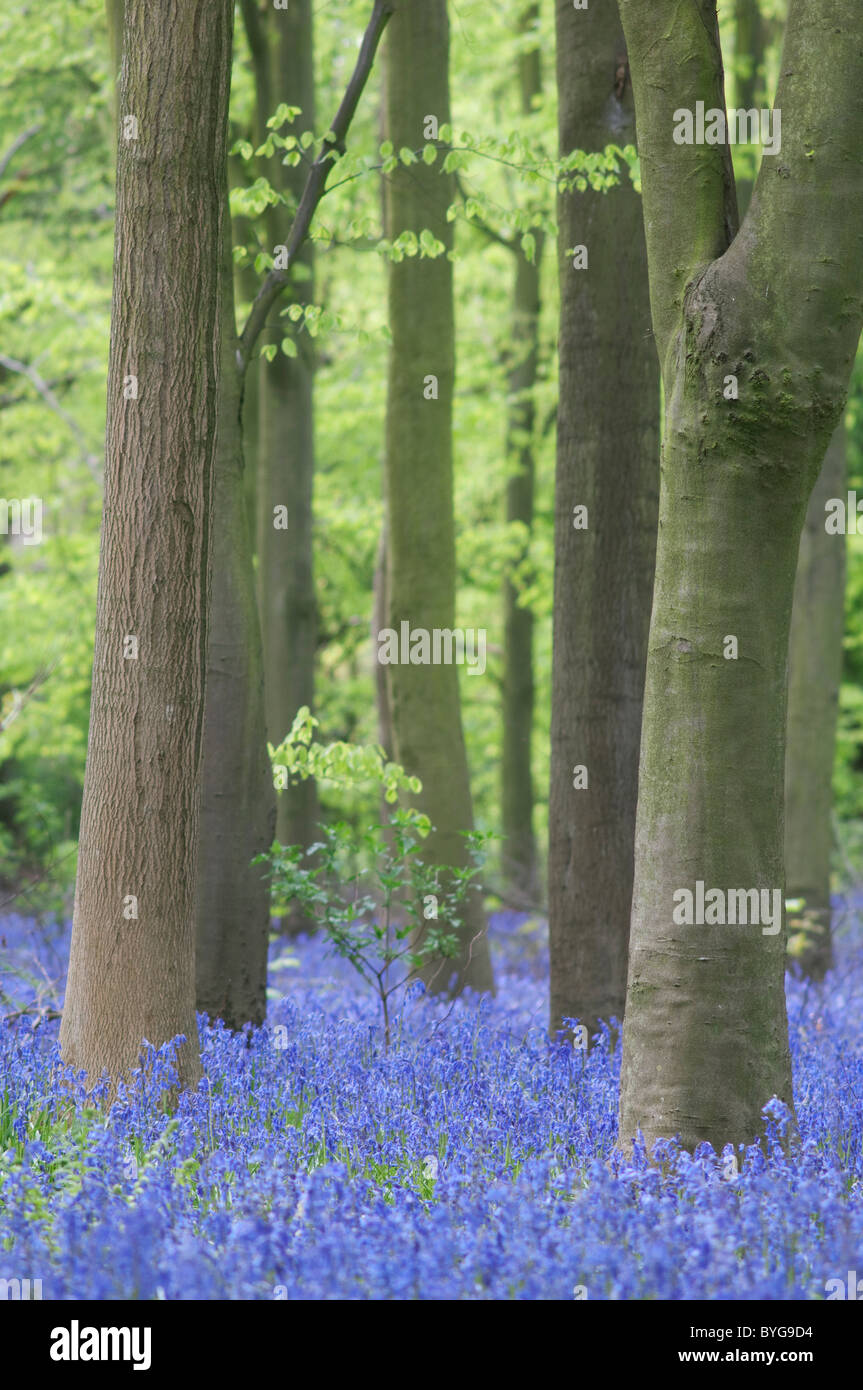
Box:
left=61, top=0, right=234, bottom=1091
left=383, top=0, right=493, bottom=995
left=617, top=0, right=863, bottom=1149
left=548, top=0, right=659, bottom=1039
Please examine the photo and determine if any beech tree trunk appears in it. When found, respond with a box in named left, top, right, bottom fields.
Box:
left=195, top=176, right=276, bottom=1029
left=548, top=0, right=659, bottom=1038
left=785, top=421, right=846, bottom=979
left=249, top=0, right=319, bottom=859
left=383, top=0, right=494, bottom=995
left=61, top=0, right=234, bottom=1090
left=734, top=0, right=764, bottom=114
left=501, top=3, right=542, bottom=906
left=617, top=0, right=863, bottom=1150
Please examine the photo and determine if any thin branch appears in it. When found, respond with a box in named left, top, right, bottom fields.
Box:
left=0, top=123, right=42, bottom=181
left=0, top=661, right=57, bottom=736
left=1, top=1003, right=62, bottom=1027
left=453, top=171, right=517, bottom=252
left=0, top=370, right=80, bottom=411
left=237, top=0, right=395, bottom=373
left=0, top=353, right=101, bottom=485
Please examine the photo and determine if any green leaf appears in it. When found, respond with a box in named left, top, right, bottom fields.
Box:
left=266, top=103, right=302, bottom=130
left=280, top=337, right=299, bottom=358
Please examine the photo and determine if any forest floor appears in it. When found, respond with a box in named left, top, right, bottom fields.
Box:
left=0, top=907, right=862, bottom=1298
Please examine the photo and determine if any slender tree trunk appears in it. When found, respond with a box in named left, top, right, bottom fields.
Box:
left=373, top=520, right=394, bottom=760
left=195, top=177, right=276, bottom=1029
left=501, top=4, right=543, bottom=906
left=548, top=0, right=659, bottom=1039
left=734, top=0, right=764, bottom=114
left=105, top=0, right=124, bottom=109
left=61, top=0, right=234, bottom=1090
left=249, top=0, right=319, bottom=859
left=785, top=421, right=846, bottom=979
left=228, top=143, right=262, bottom=548
left=617, top=0, right=863, bottom=1150
left=239, top=274, right=260, bottom=550
left=383, top=0, right=494, bottom=995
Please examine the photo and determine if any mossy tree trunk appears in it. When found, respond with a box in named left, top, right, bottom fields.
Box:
left=617, top=0, right=863, bottom=1150
left=548, top=0, right=659, bottom=1039
left=383, top=0, right=493, bottom=995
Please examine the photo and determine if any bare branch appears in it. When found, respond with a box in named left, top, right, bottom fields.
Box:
left=0, top=661, right=57, bottom=736
left=237, top=0, right=395, bottom=373
left=0, top=123, right=42, bottom=181
left=0, top=353, right=102, bottom=485
left=453, top=171, right=517, bottom=252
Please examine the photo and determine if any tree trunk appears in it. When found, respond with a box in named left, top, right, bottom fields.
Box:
left=105, top=0, right=124, bottom=113
left=501, top=4, right=543, bottom=906
left=383, top=0, right=494, bottom=995
left=617, top=0, right=863, bottom=1150
left=249, top=0, right=319, bottom=860
left=785, top=421, right=846, bottom=979
left=548, top=0, right=659, bottom=1039
left=195, top=174, right=276, bottom=1030
left=373, top=520, right=394, bottom=760
left=61, top=0, right=234, bottom=1091
left=733, top=0, right=764, bottom=114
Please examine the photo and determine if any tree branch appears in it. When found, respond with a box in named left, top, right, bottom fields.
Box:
left=724, top=0, right=863, bottom=390
left=0, top=123, right=42, bottom=181
left=0, top=353, right=102, bottom=484
left=237, top=0, right=395, bottom=374
left=616, top=0, right=738, bottom=370
left=453, top=171, right=517, bottom=252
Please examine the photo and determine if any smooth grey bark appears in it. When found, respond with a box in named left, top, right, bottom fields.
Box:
left=785, top=421, right=846, bottom=979
left=383, top=0, right=494, bottom=995
left=195, top=178, right=276, bottom=1029
left=501, top=3, right=542, bottom=905
left=617, top=0, right=863, bottom=1150
left=548, top=0, right=659, bottom=1039
left=246, top=0, right=320, bottom=859
left=734, top=0, right=764, bottom=113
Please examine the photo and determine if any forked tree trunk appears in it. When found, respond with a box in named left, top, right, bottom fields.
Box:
left=383, top=0, right=493, bottom=995
left=548, top=0, right=659, bottom=1038
left=785, top=421, right=846, bottom=979
left=61, top=0, right=234, bottom=1090
left=617, top=0, right=863, bottom=1150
